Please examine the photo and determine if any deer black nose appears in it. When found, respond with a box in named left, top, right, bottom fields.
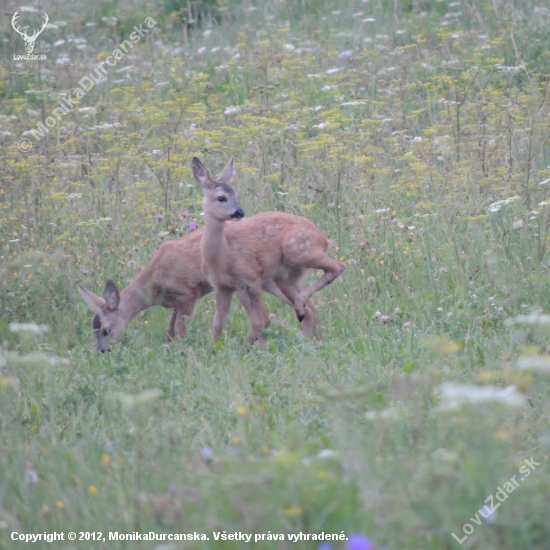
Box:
left=231, top=208, right=245, bottom=219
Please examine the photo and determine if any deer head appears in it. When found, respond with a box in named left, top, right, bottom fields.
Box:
left=78, top=280, right=122, bottom=352
left=12, top=11, right=49, bottom=54
left=192, top=156, right=244, bottom=222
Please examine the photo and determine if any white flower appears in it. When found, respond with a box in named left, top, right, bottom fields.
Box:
left=224, top=106, right=241, bottom=116
left=504, top=312, right=550, bottom=326
left=517, top=355, right=550, bottom=374
left=488, top=196, right=520, bottom=212
left=9, top=322, right=49, bottom=335
left=512, top=220, right=523, bottom=229
left=438, top=382, right=528, bottom=410
left=282, top=43, right=295, bottom=51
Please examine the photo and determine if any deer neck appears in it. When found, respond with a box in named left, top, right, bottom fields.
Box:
left=116, top=272, right=155, bottom=331
left=201, top=214, right=230, bottom=277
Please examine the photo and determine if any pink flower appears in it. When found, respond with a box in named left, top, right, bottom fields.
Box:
left=189, top=220, right=197, bottom=231
left=81, top=269, right=88, bottom=275
left=156, top=214, right=164, bottom=222
left=180, top=211, right=188, bottom=219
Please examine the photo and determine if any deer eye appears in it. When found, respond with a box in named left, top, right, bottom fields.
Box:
left=217, top=196, right=227, bottom=203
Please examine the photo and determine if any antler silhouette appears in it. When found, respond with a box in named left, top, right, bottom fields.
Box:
left=12, top=11, right=49, bottom=54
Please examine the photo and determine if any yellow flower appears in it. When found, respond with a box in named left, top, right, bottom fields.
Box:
left=231, top=436, right=240, bottom=445
left=42, top=505, right=50, bottom=513
left=56, top=501, right=65, bottom=509
left=88, top=485, right=98, bottom=495
left=101, top=454, right=110, bottom=464
left=236, top=406, right=247, bottom=416
left=283, top=507, right=302, bottom=517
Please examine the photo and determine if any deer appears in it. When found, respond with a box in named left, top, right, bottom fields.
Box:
left=12, top=11, right=49, bottom=55
left=77, top=223, right=305, bottom=352
left=193, top=156, right=345, bottom=346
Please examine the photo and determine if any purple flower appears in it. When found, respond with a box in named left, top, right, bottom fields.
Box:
left=200, top=446, right=214, bottom=462
left=81, top=269, right=88, bottom=275
left=346, top=535, right=372, bottom=550
left=189, top=220, right=197, bottom=231
left=156, top=214, right=164, bottom=222
left=349, top=219, right=355, bottom=226
left=180, top=211, right=188, bottom=219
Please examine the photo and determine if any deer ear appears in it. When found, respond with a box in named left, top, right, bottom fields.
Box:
left=192, top=157, right=216, bottom=190
left=103, top=280, right=120, bottom=310
left=78, top=284, right=105, bottom=313
left=217, top=156, right=235, bottom=184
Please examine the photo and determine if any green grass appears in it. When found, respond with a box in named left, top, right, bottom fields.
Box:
left=1, top=0, right=550, bottom=548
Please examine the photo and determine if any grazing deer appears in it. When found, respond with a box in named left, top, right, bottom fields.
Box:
left=77, top=224, right=295, bottom=352
left=193, top=156, right=345, bottom=345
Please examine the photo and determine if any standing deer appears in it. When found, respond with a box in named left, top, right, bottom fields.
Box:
left=77, top=223, right=298, bottom=352
left=193, top=156, right=345, bottom=345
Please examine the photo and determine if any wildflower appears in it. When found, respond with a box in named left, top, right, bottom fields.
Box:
left=236, top=406, right=247, bottom=416
left=200, top=446, right=214, bottom=462
left=179, top=211, right=188, bottom=219
left=403, top=321, right=412, bottom=328
left=487, top=196, right=520, bottom=213
left=56, top=501, right=65, bottom=509
left=391, top=218, right=398, bottom=224
left=101, top=454, right=110, bottom=464
left=9, top=323, right=49, bottom=335
left=283, top=507, right=302, bottom=516
left=438, top=382, right=528, bottom=410
left=88, top=485, right=98, bottom=495
left=346, top=534, right=372, bottom=550
left=349, top=219, right=355, bottom=226
left=367, top=276, right=376, bottom=284
left=439, top=267, right=447, bottom=274
left=369, top=248, right=377, bottom=256
left=189, top=220, right=197, bottom=231
left=156, top=214, right=164, bottom=222
left=127, top=260, right=136, bottom=269
left=81, top=268, right=88, bottom=275
left=224, top=106, right=241, bottom=116
left=372, top=310, right=382, bottom=320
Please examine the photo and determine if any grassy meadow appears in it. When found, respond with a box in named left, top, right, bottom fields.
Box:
left=2, top=0, right=550, bottom=547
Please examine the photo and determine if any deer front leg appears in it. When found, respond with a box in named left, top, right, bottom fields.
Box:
left=213, top=288, right=233, bottom=345
left=236, top=286, right=267, bottom=345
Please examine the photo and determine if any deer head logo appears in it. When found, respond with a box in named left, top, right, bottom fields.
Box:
left=12, top=10, right=49, bottom=55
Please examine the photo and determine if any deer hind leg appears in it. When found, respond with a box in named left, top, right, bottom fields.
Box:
left=236, top=285, right=267, bottom=345
left=173, top=297, right=199, bottom=340
left=213, top=288, right=234, bottom=345
left=293, top=255, right=345, bottom=320
left=274, top=277, right=322, bottom=340
left=165, top=309, right=178, bottom=342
